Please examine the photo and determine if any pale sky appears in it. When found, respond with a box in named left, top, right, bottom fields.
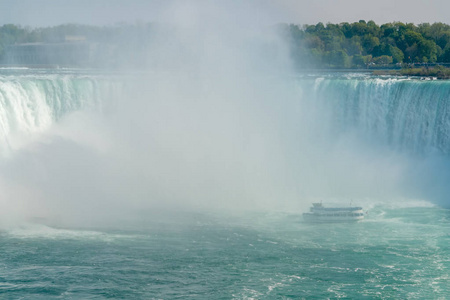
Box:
left=0, top=0, right=449, bottom=27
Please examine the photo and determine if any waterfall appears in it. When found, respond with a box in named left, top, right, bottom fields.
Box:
left=2, top=72, right=449, bottom=157
left=296, top=76, right=450, bottom=155
left=1, top=70, right=449, bottom=216
left=0, top=72, right=121, bottom=153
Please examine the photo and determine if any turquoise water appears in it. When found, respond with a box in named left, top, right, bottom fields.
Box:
left=296, top=75, right=450, bottom=155
left=1, top=70, right=450, bottom=298
left=1, top=204, right=449, bottom=299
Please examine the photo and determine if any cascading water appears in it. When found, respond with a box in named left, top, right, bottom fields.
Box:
left=296, top=75, right=450, bottom=156
left=1, top=71, right=450, bottom=211
left=0, top=71, right=121, bottom=154
left=1, top=70, right=449, bottom=299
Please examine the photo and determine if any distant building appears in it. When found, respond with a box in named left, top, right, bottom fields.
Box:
left=65, top=35, right=86, bottom=42
left=3, top=37, right=91, bottom=67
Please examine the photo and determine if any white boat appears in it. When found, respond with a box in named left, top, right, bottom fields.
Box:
left=303, top=202, right=365, bottom=223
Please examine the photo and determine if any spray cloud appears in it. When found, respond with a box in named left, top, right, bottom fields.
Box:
left=1, top=2, right=446, bottom=228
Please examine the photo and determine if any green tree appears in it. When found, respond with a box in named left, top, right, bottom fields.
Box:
left=326, top=50, right=351, bottom=68
left=304, top=35, right=325, bottom=50
left=417, top=39, right=437, bottom=62
left=372, top=55, right=393, bottom=65
left=343, top=36, right=362, bottom=55
left=441, top=46, right=450, bottom=62
left=282, top=20, right=450, bottom=67
left=362, top=35, right=380, bottom=53
left=390, top=46, right=404, bottom=63
left=352, top=54, right=365, bottom=66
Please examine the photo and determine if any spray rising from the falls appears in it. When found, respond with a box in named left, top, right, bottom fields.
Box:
left=1, top=1, right=450, bottom=226
left=1, top=72, right=450, bottom=227
left=293, top=75, right=450, bottom=207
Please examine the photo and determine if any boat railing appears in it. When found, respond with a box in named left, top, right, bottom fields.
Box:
left=312, top=206, right=363, bottom=212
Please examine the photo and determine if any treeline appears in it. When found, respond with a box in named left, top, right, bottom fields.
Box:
left=2, top=21, right=450, bottom=70
left=282, top=20, right=450, bottom=69
left=0, top=24, right=103, bottom=56
left=0, top=23, right=155, bottom=66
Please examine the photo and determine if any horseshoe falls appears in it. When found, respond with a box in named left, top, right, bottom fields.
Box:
left=0, top=73, right=118, bottom=151
left=0, top=70, right=449, bottom=299
left=306, top=76, right=450, bottom=155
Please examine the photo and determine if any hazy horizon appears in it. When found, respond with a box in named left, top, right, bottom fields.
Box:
left=1, top=0, right=449, bottom=28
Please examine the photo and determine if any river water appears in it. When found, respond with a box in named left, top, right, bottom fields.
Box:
left=1, top=203, right=449, bottom=299
left=0, top=69, right=449, bottom=298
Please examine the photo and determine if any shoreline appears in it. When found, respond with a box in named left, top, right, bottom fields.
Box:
left=296, top=67, right=450, bottom=79
left=1, top=64, right=449, bottom=79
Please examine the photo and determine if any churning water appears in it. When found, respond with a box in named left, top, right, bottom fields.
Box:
left=0, top=69, right=449, bottom=298
left=1, top=205, right=449, bottom=299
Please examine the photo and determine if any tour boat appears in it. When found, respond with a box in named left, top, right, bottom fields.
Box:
left=303, top=202, right=365, bottom=223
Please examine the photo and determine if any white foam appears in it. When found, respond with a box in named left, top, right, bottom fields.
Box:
left=4, top=223, right=137, bottom=242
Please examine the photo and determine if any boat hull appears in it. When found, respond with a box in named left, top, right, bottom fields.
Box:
left=303, top=203, right=365, bottom=223
left=303, top=213, right=364, bottom=223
